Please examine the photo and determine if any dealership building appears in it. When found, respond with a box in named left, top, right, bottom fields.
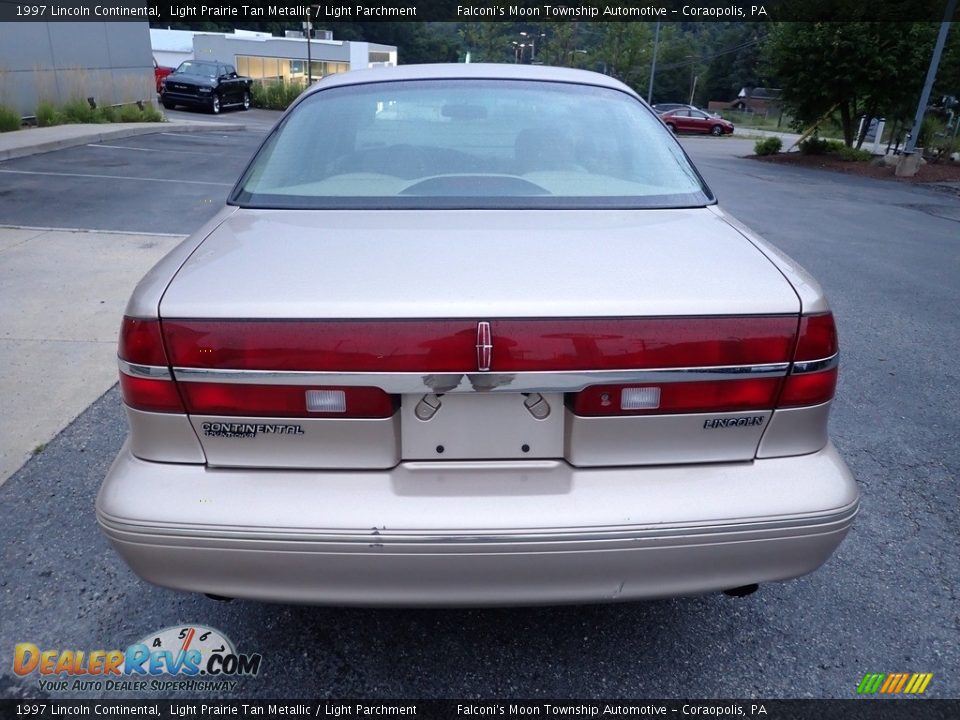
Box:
left=151, top=29, right=397, bottom=83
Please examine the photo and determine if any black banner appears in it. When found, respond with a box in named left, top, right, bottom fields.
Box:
left=0, top=0, right=957, bottom=23
left=1, top=701, right=960, bottom=720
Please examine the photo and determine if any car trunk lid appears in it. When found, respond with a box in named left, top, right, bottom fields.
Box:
left=154, top=208, right=806, bottom=469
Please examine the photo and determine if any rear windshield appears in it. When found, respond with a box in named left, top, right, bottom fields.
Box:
left=231, top=79, right=713, bottom=210
left=176, top=61, right=217, bottom=78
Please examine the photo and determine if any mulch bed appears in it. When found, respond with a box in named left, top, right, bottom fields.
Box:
left=749, top=152, right=960, bottom=185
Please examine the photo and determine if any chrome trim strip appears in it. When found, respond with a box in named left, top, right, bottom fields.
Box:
left=172, top=363, right=790, bottom=393
left=98, top=499, right=859, bottom=546
left=118, top=359, right=172, bottom=380
left=791, top=353, right=839, bottom=375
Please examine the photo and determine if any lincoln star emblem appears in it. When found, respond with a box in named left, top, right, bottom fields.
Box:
left=476, top=321, right=492, bottom=372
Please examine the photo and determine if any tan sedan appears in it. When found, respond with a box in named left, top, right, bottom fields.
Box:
left=97, top=64, right=858, bottom=606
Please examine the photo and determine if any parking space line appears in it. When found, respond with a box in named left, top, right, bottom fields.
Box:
left=0, top=169, right=232, bottom=187
left=87, top=143, right=225, bottom=156
left=0, top=224, right=186, bottom=238
left=159, top=132, right=243, bottom=140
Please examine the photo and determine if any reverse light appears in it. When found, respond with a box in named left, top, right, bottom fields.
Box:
left=620, top=387, right=661, bottom=410
left=305, top=390, right=346, bottom=413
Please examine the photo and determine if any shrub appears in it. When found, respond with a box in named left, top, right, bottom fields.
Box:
left=251, top=80, right=304, bottom=111
left=35, top=101, right=60, bottom=127
left=754, top=137, right=782, bottom=156
left=0, top=104, right=21, bottom=132
left=95, top=106, right=120, bottom=123
left=118, top=103, right=143, bottom=122
left=140, top=104, right=163, bottom=122
left=61, top=98, right=96, bottom=123
left=835, top=145, right=873, bottom=162
left=798, top=137, right=829, bottom=155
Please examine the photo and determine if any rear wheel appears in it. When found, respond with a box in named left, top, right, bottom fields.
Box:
left=710, top=124, right=724, bottom=136
left=210, top=95, right=221, bottom=114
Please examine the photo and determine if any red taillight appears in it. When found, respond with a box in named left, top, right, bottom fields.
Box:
left=778, top=369, right=838, bottom=407
left=570, top=313, right=839, bottom=416
left=572, top=378, right=783, bottom=416
left=178, top=383, right=396, bottom=418
left=161, top=317, right=799, bottom=372
left=118, top=317, right=186, bottom=413
left=118, top=373, right=184, bottom=413
left=793, top=313, right=838, bottom=361
left=778, top=312, right=839, bottom=407
left=119, top=317, right=168, bottom=365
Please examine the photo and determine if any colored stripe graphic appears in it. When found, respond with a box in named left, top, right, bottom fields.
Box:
left=905, top=673, right=934, bottom=694
left=857, top=673, right=932, bottom=694
left=857, top=673, right=886, bottom=694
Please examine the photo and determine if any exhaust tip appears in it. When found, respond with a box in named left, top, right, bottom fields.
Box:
left=722, top=584, right=759, bottom=598
left=204, top=593, right=234, bottom=602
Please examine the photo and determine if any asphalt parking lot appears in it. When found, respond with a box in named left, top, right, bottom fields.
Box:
left=0, top=127, right=266, bottom=234
left=0, top=130, right=957, bottom=700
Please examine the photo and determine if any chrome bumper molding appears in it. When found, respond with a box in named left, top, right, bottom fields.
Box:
left=791, top=353, right=839, bottom=375
left=169, top=362, right=791, bottom=394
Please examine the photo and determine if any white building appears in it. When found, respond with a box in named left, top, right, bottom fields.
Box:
left=149, top=28, right=194, bottom=69
left=150, top=28, right=397, bottom=82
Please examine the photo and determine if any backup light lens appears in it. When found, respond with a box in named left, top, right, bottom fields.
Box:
left=620, top=387, right=661, bottom=410
left=305, top=390, right=346, bottom=413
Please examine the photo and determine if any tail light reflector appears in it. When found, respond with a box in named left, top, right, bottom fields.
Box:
left=178, top=383, right=396, bottom=418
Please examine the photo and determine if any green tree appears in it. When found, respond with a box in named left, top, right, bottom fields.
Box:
left=763, top=22, right=937, bottom=146
left=459, top=22, right=514, bottom=63
left=702, top=24, right=768, bottom=106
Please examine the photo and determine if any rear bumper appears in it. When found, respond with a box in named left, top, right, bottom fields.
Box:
left=97, top=443, right=858, bottom=606
left=160, top=91, right=211, bottom=107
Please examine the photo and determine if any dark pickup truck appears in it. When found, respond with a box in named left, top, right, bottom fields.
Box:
left=160, top=60, right=253, bottom=114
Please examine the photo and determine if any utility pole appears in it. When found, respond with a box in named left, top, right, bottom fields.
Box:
left=305, top=9, right=312, bottom=85
left=647, top=21, right=660, bottom=104
left=904, top=0, right=957, bottom=154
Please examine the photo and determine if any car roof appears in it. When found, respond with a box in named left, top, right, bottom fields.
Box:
left=303, top=63, right=640, bottom=99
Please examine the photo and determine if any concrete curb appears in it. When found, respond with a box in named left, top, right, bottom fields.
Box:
left=0, top=121, right=246, bottom=162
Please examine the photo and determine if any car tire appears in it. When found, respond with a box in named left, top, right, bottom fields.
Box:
left=161, top=98, right=175, bottom=110
left=710, top=125, right=724, bottom=136
left=242, top=91, right=251, bottom=111
left=210, top=95, right=221, bottom=114
left=667, top=123, right=677, bottom=133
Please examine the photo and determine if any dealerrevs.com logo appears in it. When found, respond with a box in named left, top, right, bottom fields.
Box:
left=13, top=625, right=261, bottom=693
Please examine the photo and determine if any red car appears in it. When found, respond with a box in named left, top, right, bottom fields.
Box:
left=661, top=108, right=734, bottom=136
left=153, top=58, right=174, bottom=94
